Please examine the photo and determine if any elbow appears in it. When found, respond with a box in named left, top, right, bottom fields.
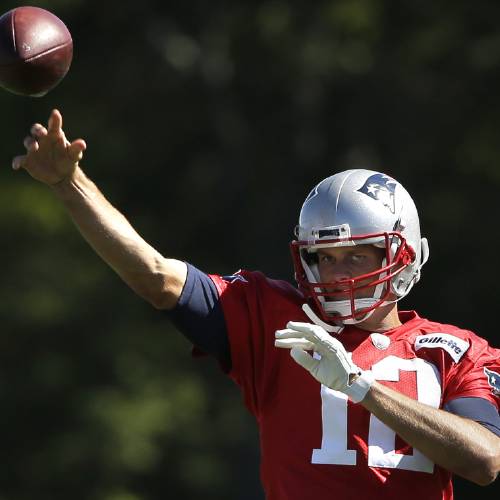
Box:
left=148, top=291, right=179, bottom=310
left=139, top=286, right=178, bottom=310
left=127, top=262, right=186, bottom=310
left=471, top=468, right=498, bottom=487
left=476, top=458, right=499, bottom=486
left=131, top=280, right=178, bottom=310
left=464, top=449, right=500, bottom=486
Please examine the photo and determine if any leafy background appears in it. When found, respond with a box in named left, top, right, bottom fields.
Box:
left=0, top=0, right=499, bottom=498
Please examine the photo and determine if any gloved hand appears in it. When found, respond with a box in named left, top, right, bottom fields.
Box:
left=275, top=321, right=374, bottom=403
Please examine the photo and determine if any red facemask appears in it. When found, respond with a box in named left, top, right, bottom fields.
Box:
left=290, top=232, right=415, bottom=322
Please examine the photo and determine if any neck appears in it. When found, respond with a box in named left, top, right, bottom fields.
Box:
left=356, top=303, right=402, bottom=332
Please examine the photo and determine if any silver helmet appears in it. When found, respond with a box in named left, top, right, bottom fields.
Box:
left=291, top=169, right=429, bottom=325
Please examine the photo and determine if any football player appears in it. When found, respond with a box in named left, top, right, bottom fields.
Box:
left=13, top=110, right=500, bottom=500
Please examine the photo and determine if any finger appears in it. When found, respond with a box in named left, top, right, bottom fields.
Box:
left=67, top=139, right=86, bottom=162
left=286, top=321, right=320, bottom=335
left=47, top=109, right=63, bottom=135
left=290, top=347, right=319, bottom=372
left=275, top=338, right=315, bottom=350
left=275, top=328, right=313, bottom=340
left=12, top=155, right=26, bottom=170
left=286, top=321, right=331, bottom=342
left=30, top=123, right=48, bottom=138
left=23, top=136, right=39, bottom=153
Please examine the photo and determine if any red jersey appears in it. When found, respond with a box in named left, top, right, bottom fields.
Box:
left=209, top=270, right=500, bottom=500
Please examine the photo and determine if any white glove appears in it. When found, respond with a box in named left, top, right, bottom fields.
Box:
left=275, top=321, right=374, bottom=403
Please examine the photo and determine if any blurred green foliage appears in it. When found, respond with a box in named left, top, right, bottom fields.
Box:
left=1, top=0, right=499, bottom=498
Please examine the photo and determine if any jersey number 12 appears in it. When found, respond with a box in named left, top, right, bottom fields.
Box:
left=312, top=355, right=441, bottom=473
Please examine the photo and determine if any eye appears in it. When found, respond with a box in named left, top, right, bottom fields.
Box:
left=350, top=254, right=367, bottom=264
left=318, top=254, right=334, bottom=264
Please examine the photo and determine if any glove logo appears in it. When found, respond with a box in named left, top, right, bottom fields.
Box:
left=414, top=333, right=469, bottom=363
left=357, top=173, right=397, bottom=214
left=484, top=367, right=500, bottom=396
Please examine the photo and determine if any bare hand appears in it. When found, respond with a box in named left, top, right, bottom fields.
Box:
left=12, top=109, right=86, bottom=186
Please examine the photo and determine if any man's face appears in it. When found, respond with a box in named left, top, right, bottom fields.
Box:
left=316, top=244, right=386, bottom=301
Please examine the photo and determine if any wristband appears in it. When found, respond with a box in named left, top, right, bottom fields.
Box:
left=345, top=370, right=375, bottom=403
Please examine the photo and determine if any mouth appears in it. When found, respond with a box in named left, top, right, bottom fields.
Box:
left=322, top=285, right=375, bottom=302
left=322, top=287, right=352, bottom=302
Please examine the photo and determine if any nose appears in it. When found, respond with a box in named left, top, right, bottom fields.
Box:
left=332, top=271, right=351, bottom=281
left=322, top=264, right=352, bottom=287
left=321, top=269, right=352, bottom=299
left=330, top=271, right=352, bottom=290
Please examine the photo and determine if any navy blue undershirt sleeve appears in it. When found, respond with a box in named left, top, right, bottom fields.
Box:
left=444, top=397, right=500, bottom=436
left=165, top=263, right=231, bottom=369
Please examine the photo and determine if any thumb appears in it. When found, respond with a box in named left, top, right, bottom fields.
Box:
left=68, top=139, right=87, bottom=162
left=290, top=347, right=319, bottom=372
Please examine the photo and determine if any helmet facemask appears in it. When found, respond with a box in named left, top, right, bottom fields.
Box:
left=291, top=231, right=416, bottom=325
left=292, top=170, right=429, bottom=327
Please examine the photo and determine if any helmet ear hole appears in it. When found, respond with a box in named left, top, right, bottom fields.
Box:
left=412, top=237, right=430, bottom=286
left=393, top=276, right=407, bottom=295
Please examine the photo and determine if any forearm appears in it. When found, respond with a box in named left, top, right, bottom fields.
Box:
left=51, top=166, right=186, bottom=308
left=361, top=381, right=500, bottom=484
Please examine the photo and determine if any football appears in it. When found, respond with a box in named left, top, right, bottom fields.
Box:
left=0, top=6, right=73, bottom=97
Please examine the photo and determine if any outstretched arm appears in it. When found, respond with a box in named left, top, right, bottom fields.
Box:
left=12, top=109, right=187, bottom=309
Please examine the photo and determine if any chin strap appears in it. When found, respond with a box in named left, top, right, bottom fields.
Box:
left=302, top=304, right=344, bottom=334
left=323, top=298, right=377, bottom=325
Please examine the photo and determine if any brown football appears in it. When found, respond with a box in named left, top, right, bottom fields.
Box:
left=0, top=6, right=73, bottom=97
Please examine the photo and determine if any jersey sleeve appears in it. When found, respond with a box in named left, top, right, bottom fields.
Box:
left=165, top=263, right=231, bottom=368
left=443, top=333, right=500, bottom=410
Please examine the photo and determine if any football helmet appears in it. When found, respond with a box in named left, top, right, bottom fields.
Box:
left=291, top=169, right=429, bottom=325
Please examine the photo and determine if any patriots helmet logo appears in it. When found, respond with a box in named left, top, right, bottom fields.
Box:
left=357, top=173, right=398, bottom=214
left=484, top=367, right=500, bottom=396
